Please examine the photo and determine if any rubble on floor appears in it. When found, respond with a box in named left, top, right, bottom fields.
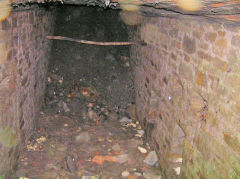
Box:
left=16, top=99, right=162, bottom=178
left=16, top=52, right=161, bottom=178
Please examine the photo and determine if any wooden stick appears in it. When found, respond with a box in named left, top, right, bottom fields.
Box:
left=46, top=35, right=136, bottom=46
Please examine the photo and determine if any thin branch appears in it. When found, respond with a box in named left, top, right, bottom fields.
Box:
left=46, top=35, right=136, bottom=46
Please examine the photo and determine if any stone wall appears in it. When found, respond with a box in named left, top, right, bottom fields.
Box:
left=130, top=15, right=240, bottom=178
left=0, top=8, right=55, bottom=177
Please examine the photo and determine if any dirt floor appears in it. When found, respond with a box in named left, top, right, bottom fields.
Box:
left=15, top=6, right=162, bottom=179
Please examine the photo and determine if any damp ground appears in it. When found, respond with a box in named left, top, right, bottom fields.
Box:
left=15, top=6, right=162, bottom=179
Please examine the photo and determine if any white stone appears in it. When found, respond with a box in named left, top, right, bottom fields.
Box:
left=119, top=117, right=132, bottom=124
left=62, top=102, right=70, bottom=112
left=143, top=151, right=158, bottom=166
left=125, top=62, right=130, bottom=67
left=47, top=77, right=51, bottom=83
left=82, top=175, right=99, bottom=179
left=138, top=146, right=147, bottom=154
left=174, top=167, right=181, bottom=175
left=116, top=154, right=128, bottom=164
left=75, top=132, right=91, bottom=143
left=121, top=171, right=130, bottom=178
left=137, top=130, right=145, bottom=136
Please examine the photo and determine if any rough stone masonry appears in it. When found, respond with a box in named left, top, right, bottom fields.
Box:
left=0, top=4, right=240, bottom=179
left=0, top=7, right=55, bottom=177
left=130, top=15, right=240, bottom=178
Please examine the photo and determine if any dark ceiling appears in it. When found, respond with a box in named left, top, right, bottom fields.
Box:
left=11, top=0, right=240, bottom=22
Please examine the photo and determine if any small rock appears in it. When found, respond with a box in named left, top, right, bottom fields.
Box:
left=130, top=123, right=137, bottom=128
left=133, top=172, right=142, bottom=177
left=97, top=137, right=104, bottom=142
left=82, top=175, right=100, bottom=179
left=19, top=177, right=30, bottom=179
left=62, top=102, right=70, bottom=112
left=121, top=170, right=130, bottom=178
left=119, top=117, right=132, bottom=125
left=75, top=131, right=91, bottom=143
left=174, top=167, right=181, bottom=175
left=143, top=168, right=161, bottom=179
left=66, top=156, right=76, bottom=172
left=116, top=154, right=128, bottom=164
left=143, top=151, right=158, bottom=166
left=137, top=146, right=147, bottom=154
left=105, top=53, right=116, bottom=61
left=112, top=143, right=121, bottom=151
left=137, top=130, right=144, bottom=136
left=36, top=136, right=46, bottom=144
left=88, top=108, right=98, bottom=121
left=47, top=77, right=51, bottom=83
left=125, top=62, right=130, bottom=67
left=108, top=139, right=113, bottom=142
left=135, top=134, right=143, bottom=138
left=58, top=100, right=70, bottom=113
